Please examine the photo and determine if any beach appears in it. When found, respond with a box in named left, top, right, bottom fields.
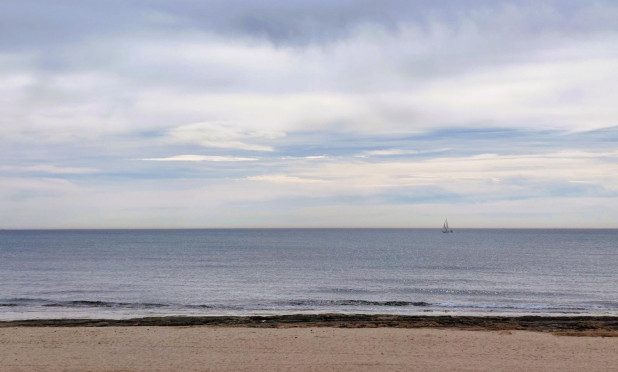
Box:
left=1, top=315, right=617, bottom=371
left=2, top=327, right=617, bottom=371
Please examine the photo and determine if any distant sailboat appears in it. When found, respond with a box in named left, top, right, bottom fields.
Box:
left=442, top=218, right=453, bottom=233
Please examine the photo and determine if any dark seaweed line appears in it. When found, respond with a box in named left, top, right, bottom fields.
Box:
left=2, top=314, right=618, bottom=332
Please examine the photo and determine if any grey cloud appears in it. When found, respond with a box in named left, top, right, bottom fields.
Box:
left=3, top=0, right=617, bottom=51
left=165, top=0, right=617, bottom=45
left=5, top=0, right=617, bottom=99
left=2, top=0, right=137, bottom=50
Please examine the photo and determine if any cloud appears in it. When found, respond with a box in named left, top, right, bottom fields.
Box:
left=5, top=0, right=618, bottom=49
left=365, top=149, right=420, bottom=156
left=137, top=155, right=258, bottom=162
left=270, top=150, right=618, bottom=195
left=165, top=122, right=283, bottom=151
left=4, top=4, right=618, bottom=146
left=247, top=174, right=327, bottom=184
left=1, top=144, right=616, bottom=228
left=2, top=1, right=618, bottom=227
left=279, top=155, right=329, bottom=160
left=363, top=148, right=453, bottom=157
left=0, top=165, right=99, bottom=174
left=0, top=177, right=80, bottom=202
left=370, top=149, right=417, bottom=156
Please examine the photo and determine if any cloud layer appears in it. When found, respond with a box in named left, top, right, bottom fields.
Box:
left=1, top=0, right=617, bottom=228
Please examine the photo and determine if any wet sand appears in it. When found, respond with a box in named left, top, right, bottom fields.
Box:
left=1, top=315, right=617, bottom=371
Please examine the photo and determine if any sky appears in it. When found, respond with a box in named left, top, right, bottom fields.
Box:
left=1, top=0, right=617, bottom=228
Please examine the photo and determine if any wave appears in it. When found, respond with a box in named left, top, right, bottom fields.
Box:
left=284, top=300, right=431, bottom=307
left=0, top=298, right=184, bottom=309
left=0, top=298, right=430, bottom=309
left=1, top=298, right=615, bottom=313
left=44, top=300, right=174, bottom=309
left=435, top=302, right=593, bottom=311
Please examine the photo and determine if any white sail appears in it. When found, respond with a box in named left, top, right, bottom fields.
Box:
left=442, top=218, right=453, bottom=233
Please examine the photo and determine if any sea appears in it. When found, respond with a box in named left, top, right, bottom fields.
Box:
left=1, top=229, right=617, bottom=320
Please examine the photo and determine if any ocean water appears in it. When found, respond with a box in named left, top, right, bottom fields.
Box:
left=1, top=229, right=617, bottom=320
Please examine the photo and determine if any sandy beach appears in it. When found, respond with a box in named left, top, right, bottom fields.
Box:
left=2, top=327, right=618, bottom=372
left=1, top=315, right=617, bottom=371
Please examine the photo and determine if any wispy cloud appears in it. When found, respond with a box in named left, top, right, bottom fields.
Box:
left=362, top=148, right=452, bottom=157
left=165, top=122, right=283, bottom=152
left=247, top=175, right=327, bottom=184
left=0, top=165, right=99, bottom=174
left=137, top=155, right=258, bottom=162
left=364, top=149, right=420, bottom=156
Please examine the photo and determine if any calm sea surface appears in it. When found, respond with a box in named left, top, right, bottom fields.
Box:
left=1, top=229, right=616, bottom=320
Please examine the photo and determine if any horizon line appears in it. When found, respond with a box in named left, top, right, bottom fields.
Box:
left=2, top=227, right=617, bottom=231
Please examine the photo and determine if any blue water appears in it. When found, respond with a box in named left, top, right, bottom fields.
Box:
left=1, top=229, right=617, bottom=320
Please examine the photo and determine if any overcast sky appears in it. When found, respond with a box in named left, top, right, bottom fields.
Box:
left=1, top=0, right=617, bottom=228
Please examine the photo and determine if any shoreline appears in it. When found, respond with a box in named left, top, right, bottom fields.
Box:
left=2, top=314, right=618, bottom=334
